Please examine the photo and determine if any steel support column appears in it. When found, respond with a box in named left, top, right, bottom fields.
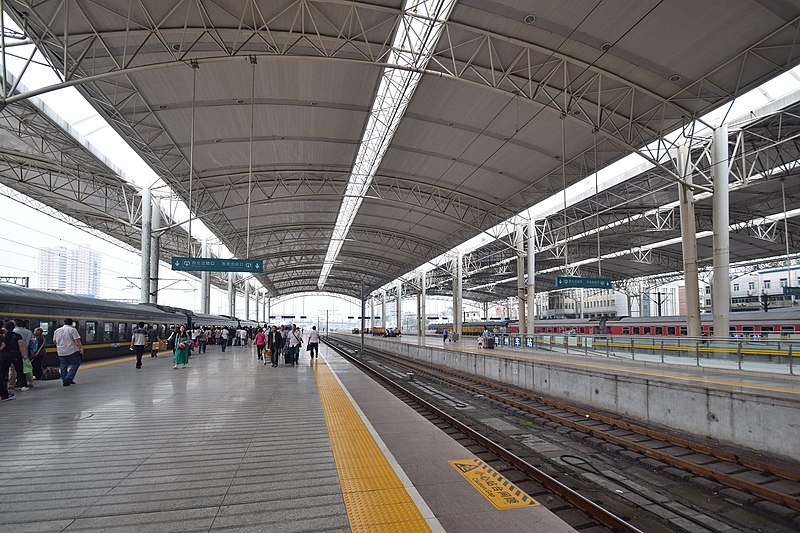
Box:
left=712, top=125, right=730, bottom=338
left=244, top=280, right=250, bottom=320
left=200, top=239, right=210, bottom=314
left=139, top=187, right=152, bottom=304
left=149, top=197, right=161, bottom=304
left=527, top=219, right=536, bottom=334
left=453, top=251, right=463, bottom=338
left=267, top=297, right=271, bottom=324
left=360, top=282, right=365, bottom=355
left=419, top=270, right=428, bottom=336
left=677, top=143, right=701, bottom=337
left=381, top=290, right=387, bottom=328
left=370, top=295, right=375, bottom=332
left=396, top=279, right=402, bottom=332
left=228, top=273, right=235, bottom=316
left=483, top=301, right=489, bottom=320
left=516, top=224, right=527, bottom=337
left=255, top=291, right=261, bottom=323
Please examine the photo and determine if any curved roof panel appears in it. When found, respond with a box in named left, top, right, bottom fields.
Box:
left=4, top=0, right=800, bottom=299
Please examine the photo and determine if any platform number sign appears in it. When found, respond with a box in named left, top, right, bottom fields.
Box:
left=503, top=336, right=511, bottom=346
left=494, top=336, right=501, bottom=346
left=513, top=337, right=522, bottom=347
left=525, top=337, right=534, bottom=348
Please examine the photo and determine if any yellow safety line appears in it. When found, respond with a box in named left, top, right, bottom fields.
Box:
left=314, top=359, right=431, bottom=533
left=427, top=343, right=800, bottom=396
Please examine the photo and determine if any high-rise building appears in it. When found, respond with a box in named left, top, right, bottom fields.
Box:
left=37, top=244, right=101, bottom=297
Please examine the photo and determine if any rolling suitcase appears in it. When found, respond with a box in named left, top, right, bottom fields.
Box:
left=487, top=337, right=495, bottom=349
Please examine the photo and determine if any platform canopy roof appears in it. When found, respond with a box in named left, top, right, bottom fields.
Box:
left=4, top=0, right=800, bottom=300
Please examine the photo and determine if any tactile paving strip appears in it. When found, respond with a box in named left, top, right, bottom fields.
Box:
left=315, top=360, right=431, bottom=532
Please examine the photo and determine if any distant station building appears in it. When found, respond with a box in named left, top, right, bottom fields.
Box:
left=37, top=244, right=101, bottom=298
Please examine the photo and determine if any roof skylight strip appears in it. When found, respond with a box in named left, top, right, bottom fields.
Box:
left=317, top=0, right=457, bottom=289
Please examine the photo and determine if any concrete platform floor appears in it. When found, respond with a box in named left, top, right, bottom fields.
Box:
left=0, top=346, right=349, bottom=533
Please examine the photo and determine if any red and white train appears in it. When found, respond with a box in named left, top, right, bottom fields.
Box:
left=507, top=308, right=799, bottom=338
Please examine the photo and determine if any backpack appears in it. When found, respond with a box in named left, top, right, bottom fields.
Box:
left=41, top=367, right=61, bottom=380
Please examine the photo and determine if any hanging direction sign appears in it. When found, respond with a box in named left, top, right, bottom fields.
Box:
left=171, top=257, right=264, bottom=273
left=555, top=276, right=612, bottom=289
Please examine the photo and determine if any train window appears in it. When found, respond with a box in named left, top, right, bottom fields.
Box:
left=85, top=321, right=97, bottom=342
left=708, top=327, right=714, bottom=335
left=633, top=327, right=640, bottom=335
left=667, top=327, right=676, bottom=335
left=762, top=326, right=774, bottom=332
left=38, top=321, right=50, bottom=336
left=103, top=322, right=114, bottom=342
left=622, top=327, right=629, bottom=335
left=742, top=326, right=754, bottom=332
left=644, top=327, right=651, bottom=335
left=118, top=322, right=126, bottom=342
left=680, top=327, right=687, bottom=336
left=655, top=327, right=663, bottom=335
left=781, top=326, right=795, bottom=333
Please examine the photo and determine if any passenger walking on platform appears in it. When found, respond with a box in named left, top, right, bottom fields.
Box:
left=148, top=325, right=160, bottom=357
left=267, top=326, right=282, bottom=367
left=31, top=327, right=46, bottom=381
left=166, top=326, right=176, bottom=352
left=254, top=328, right=266, bottom=360
left=196, top=328, right=207, bottom=353
left=220, top=327, right=229, bottom=352
left=443, top=329, right=448, bottom=343
left=288, top=324, right=303, bottom=365
left=131, top=322, right=148, bottom=369
left=307, top=326, right=320, bottom=363
left=53, top=318, right=83, bottom=386
left=173, top=326, right=191, bottom=369
left=1, top=321, right=27, bottom=396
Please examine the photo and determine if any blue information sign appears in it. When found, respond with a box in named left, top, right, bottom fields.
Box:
left=503, top=336, right=510, bottom=346
left=513, top=337, right=521, bottom=347
left=555, top=276, right=612, bottom=289
left=171, top=257, right=264, bottom=273
left=784, top=286, right=800, bottom=296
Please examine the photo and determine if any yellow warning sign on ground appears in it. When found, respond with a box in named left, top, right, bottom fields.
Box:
left=449, top=458, right=539, bottom=510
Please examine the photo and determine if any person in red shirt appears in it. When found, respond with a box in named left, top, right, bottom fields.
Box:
left=254, top=328, right=267, bottom=360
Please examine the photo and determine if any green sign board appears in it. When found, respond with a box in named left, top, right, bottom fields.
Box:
left=783, top=286, right=800, bottom=296
left=171, top=257, right=263, bottom=273
left=555, top=276, right=612, bottom=289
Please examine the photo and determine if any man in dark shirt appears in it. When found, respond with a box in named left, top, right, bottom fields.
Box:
left=148, top=325, right=160, bottom=358
left=1, top=321, right=27, bottom=399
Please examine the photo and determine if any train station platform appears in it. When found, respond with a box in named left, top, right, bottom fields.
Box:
left=0, top=345, right=574, bottom=533
left=377, top=333, right=800, bottom=399
left=345, top=333, right=800, bottom=461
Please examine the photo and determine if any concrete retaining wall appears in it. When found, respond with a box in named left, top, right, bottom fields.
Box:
left=331, top=334, right=800, bottom=461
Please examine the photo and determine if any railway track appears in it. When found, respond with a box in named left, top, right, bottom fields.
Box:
left=325, top=336, right=800, bottom=527
left=323, top=337, right=650, bottom=533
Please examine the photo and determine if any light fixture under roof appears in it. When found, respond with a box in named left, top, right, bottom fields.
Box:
left=317, top=0, right=457, bottom=289
left=524, top=15, right=536, bottom=24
